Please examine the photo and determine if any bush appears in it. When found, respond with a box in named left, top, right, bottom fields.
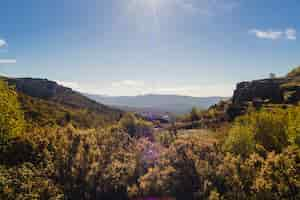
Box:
left=0, top=163, right=63, bottom=200
left=253, top=146, right=300, bottom=199
left=0, top=80, right=25, bottom=152
left=119, top=113, right=153, bottom=138
left=53, top=126, right=138, bottom=199
left=225, top=109, right=289, bottom=157
left=190, top=107, right=201, bottom=122
left=224, top=122, right=255, bottom=157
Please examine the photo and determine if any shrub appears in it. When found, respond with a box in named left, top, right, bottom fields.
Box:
left=0, top=163, right=63, bottom=200
left=253, top=146, right=300, bottom=199
left=0, top=80, right=25, bottom=152
left=224, top=122, right=255, bottom=157
left=190, top=107, right=201, bottom=122
left=225, top=109, right=289, bottom=157
left=119, top=113, right=153, bottom=138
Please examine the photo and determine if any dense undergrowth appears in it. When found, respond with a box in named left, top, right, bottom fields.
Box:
left=1, top=79, right=300, bottom=200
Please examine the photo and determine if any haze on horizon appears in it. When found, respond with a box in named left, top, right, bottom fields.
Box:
left=0, top=0, right=299, bottom=97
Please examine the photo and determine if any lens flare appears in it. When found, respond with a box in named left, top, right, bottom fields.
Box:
left=126, top=0, right=167, bottom=32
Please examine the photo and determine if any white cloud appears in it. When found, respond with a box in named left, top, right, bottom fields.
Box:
left=0, top=39, right=6, bottom=48
left=56, top=80, right=81, bottom=90
left=56, top=80, right=234, bottom=97
left=0, top=59, right=16, bottom=64
left=155, top=84, right=234, bottom=97
left=249, top=29, right=283, bottom=40
left=250, top=28, right=297, bottom=40
left=285, top=28, right=297, bottom=40
left=175, top=0, right=238, bottom=16
left=111, top=80, right=145, bottom=87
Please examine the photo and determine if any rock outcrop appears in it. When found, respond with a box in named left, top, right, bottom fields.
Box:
left=232, top=78, right=287, bottom=105
left=208, top=67, right=300, bottom=122
left=7, top=78, right=60, bottom=99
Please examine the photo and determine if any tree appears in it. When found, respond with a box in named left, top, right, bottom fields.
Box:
left=119, top=113, right=138, bottom=137
left=119, top=113, right=153, bottom=138
left=190, top=107, right=201, bottom=122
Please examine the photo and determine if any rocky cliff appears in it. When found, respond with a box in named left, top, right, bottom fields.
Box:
left=227, top=68, right=300, bottom=120
left=232, top=78, right=287, bottom=105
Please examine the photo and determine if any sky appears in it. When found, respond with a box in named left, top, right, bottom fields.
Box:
left=0, top=0, right=299, bottom=97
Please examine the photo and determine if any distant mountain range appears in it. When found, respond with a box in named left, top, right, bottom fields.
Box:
left=86, top=94, right=228, bottom=114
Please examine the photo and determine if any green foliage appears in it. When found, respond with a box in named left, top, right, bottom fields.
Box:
left=135, top=133, right=220, bottom=199
left=19, top=93, right=119, bottom=129
left=253, top=146, right=300, bottom=199
left=2, top=75, right=300, bottom=199
left=119, top=113, right=153, bottom=138
left=224, top=122, right=255, bottom=157
left=225, top=109, right=291, bottom=157
left=214, top=147, right=300, bottom=200
left=52, top=126, right=138, bottom=199
left=0, top=125, right=139, bottom=199
left=6, top=77, right=123, bottom=125
left=154, top=130, right=176, bottom=147
left=0, top=80, right=25, bottom=152
left=190, top=107, right=201, bottom=122
left=286, top=106, right=300, bottom=146
left=0, top=163, right=63, bottom=200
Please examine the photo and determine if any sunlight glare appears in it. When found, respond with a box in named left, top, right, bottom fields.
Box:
left=126, top=0, right=168, bottom=32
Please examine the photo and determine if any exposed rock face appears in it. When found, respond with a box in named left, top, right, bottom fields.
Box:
left=212, top=68, right=300, bottom=122
left=232, top=78, right=287, bottom=105
left=7, top=78, right=60, bottom=99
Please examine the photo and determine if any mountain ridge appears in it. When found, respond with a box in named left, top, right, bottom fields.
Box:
left=2, top=77, right=123, bottom=128
left=86, top=93, right=228, bottom=114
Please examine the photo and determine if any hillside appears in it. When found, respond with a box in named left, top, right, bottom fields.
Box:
left=228, top=66, right=300, bottom=117
left=3, top=77, right=123, bottom=128
left=1, top=68, right=300, bottom=200
left=185, top=67, right=300, bottom=129
left=86, top=94, right=227, bottom=114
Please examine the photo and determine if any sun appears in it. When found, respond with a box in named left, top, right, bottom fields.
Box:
left=126, top=0, right=169, bottom=31
left=124, top=0, right=181, bottom=32
left=128, top=0, right=164, bottom=14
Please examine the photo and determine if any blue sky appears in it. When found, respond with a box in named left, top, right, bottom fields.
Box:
left=0, top=0, right=299, bottom=97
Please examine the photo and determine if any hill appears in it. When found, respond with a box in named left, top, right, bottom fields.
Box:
left=86, top=94, right=227, bottom=114
left=196, top=66, right=300, bottom=127
left=3, top=77, right=123, bottom=128
left=228, top=66, right=300, bottom=117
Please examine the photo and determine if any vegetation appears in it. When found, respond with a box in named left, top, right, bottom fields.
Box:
left=0, top=81, right=25, bottom=153
left=4, top=77, right=123, bottom=129
left=18, top=93, right=117, bottom=129
left=287, top=66, right=300, bottom=78
left=1, top=66, right=300, bottom=200
left=225, top=107, right=300, bottom=157
left=118, top=113, right=153, bottom=138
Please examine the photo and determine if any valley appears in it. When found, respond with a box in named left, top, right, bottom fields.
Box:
left=1, top=2, right=300, bottom=199
left=1, top=67, right=300, bottom=199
